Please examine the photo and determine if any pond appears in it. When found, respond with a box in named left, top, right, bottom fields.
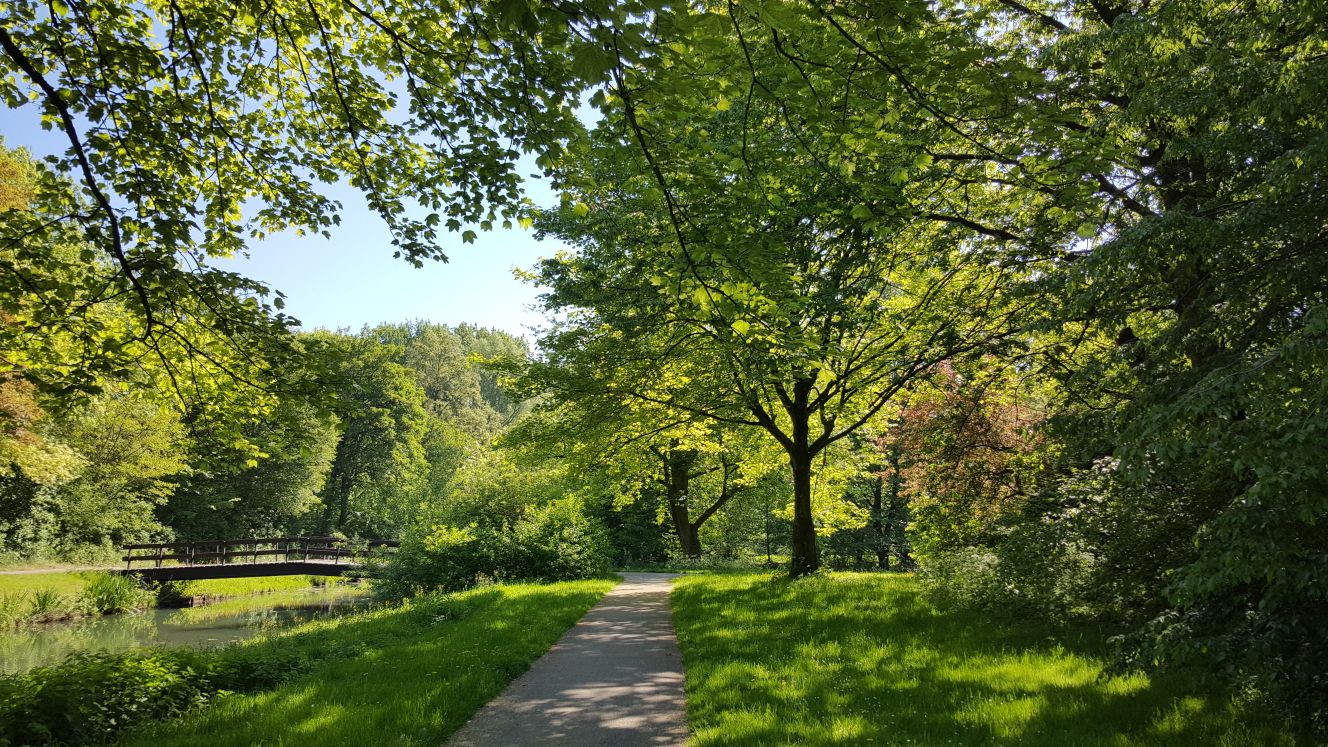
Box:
left=0, top=584, right=373, bottom=676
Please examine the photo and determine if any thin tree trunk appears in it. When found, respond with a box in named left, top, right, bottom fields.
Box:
left=787, top=377, right=820, bottom=577
left=872, top=477, right=891, bottom=570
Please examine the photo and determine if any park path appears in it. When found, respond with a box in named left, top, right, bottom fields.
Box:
left=0, top=566, right=110, bottom=575
left=446, top=572, right=689, bottom=747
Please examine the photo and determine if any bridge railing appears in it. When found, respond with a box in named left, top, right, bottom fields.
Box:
left=122, top=536, right=398, bottom=570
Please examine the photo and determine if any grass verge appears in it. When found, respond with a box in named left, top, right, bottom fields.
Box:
left=673, top=572, right=1304, bottom=746
left=118, top=578, right=615, bottom=747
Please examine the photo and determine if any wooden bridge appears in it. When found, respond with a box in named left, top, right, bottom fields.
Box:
left=120, top=536, right=398, bottom=581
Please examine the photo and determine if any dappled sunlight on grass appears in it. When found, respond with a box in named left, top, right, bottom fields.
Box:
left=123, top=579, right=616, bottom=747
left=673, top=573, right=1300, bottom=746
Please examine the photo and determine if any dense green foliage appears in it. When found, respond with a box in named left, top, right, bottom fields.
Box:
left=0, top=0, right=610, bottom=410
left=0, top=579, right=613, bottom=746
left=375, top=498, right=610, bottom=598
left=515, top=0, right=1327, bottom=726
left=2, top=0, right=1323, bottom=732
left=672, top=573, right=1304, bottom=746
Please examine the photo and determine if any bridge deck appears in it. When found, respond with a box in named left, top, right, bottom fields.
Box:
left=118, top=536, right=395, bottom=581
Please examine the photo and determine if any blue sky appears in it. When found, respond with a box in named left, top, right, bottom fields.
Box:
left=1, top=117, right=567, bottom=340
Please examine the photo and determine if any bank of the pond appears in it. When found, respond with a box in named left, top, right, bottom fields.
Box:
left=0, top=578, right=616, bottom=747
left=673, top=572, right=1308, bottom=746
left=0, top=570, right=353, bottom=627
left=0, top=583, right=372, bottom=675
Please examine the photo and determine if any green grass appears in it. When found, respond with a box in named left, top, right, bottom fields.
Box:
left=123, top=578, right=617, bottom=747
left=0, top=571, right=94, bottom=597
left=672, top=572, right=1304, bottom=746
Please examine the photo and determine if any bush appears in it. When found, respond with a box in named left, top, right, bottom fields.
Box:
left=0, top=595, right=401, bottom=745
left=0, top=650, right=221, bottom=746
left=375, top=498, right=610, bottom=599
left=916, top=548, right=1002, bottom=610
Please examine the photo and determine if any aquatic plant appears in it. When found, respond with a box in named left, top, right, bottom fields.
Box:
left=0, top=594, right=26, bottom=626
left=26, top=589, right=71, bottom=622
left=79, top=573, right=153, bottom=615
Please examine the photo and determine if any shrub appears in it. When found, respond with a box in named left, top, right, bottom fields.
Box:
left=375, top=498, right=610, bottom=599
left=916, top=548, right=1002, bottom=610
left=0, top=650, right=221, bottom=746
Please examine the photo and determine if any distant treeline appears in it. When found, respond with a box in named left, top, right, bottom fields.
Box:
left=0, top=320, right=528, bottom=561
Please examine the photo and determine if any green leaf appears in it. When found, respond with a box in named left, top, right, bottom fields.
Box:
left=462, top=230, right=477, bottom=244
left=731, top=319, right=751, bottom=336
left=573, top=202, right=590, bottom=218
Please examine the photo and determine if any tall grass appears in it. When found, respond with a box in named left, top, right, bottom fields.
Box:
left=0, top=593, right=25, bottom=626
left=672, top=573, right=1305, bottom=746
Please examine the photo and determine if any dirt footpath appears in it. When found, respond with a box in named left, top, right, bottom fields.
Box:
left=446, top=572, right=689, bottom=746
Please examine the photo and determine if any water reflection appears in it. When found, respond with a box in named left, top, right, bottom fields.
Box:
left=0, top=585, right=371, bottom=675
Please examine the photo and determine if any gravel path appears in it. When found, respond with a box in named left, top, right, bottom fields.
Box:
left=447, top=572, right=689, bottom=747
left=0, top=566, right=110, bottom=575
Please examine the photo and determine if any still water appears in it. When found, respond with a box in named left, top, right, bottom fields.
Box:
left=0, top=584, right=372, bottom=676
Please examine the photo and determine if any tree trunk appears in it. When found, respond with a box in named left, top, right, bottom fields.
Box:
left=336, top=480, right=351, bottom=531
left=319, top=465, right=348, bottom=534
left=676, top=521, right=702, bottom=558
left=789, top=449, right=819, bottom=576
left=664, top=447, right=702, bottom=558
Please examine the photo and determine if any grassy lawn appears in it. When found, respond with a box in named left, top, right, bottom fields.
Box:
left=0, top=571, right=93, bottom=597
left=673, top=573, right=1302, bottom=746
left=123, top=578, right=616, bottom=747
